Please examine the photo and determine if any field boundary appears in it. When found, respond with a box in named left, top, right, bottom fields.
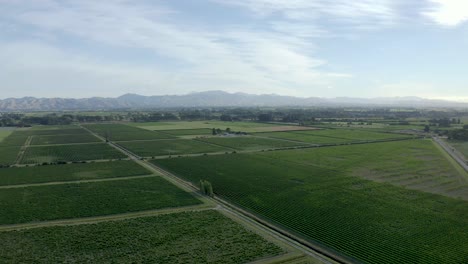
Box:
left=0, top=204, right=214, bottom=232
left=0, top=174, right=158, bottom=189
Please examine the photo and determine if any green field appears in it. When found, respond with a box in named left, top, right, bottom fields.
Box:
left=0, top=161, right=151, bottom=186
left=153, top=140, right=468, bottom=264
left=196, top=136, right=308, bottom=151
left=0, top=146, right=20, bottom=165
left=0, top=211, right=283, bottom=263
left=262, top=140, right=468, bottom=200
left=0, top=130, right=13, bottom=142
left=0, top=132, right=29, bottom=146
left=84, top=124, right=174, bottom=141
left=30, top=134, right=100, bottom=145
left=159, top=128, right=213, bottom=136
left=19, top=128, right=89, bottom=136
left=255, top=132, right=352, bottom=144
left=20, top=143, right=126, bottom=164
left=257, top=129, right=411, bottom=145
left=0, top=177, right=201, bottom=225
left=133, top=121, right=308, bottom=133
left=28, top=125, right=82, bottom=130
left=118, top=139, right=228, bottom=157
left=447, top=140, right=468, bottom=159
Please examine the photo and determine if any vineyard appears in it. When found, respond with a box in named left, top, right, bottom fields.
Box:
left=20, top=143, right=126, bottom=164
left=256, top=129, right=411, bottom=144
left=118, top=139, right=228, bottom=157
left=30, top=134, right=100, bottom=145
left=0, top=146, right=21, bottom=165
left=153, top=140, right=468, bottom=264
left=0, top=177, right=201, bottom=225
left=196, top=136, right=307, bottom=150
left=83, top=124, right=174, bottom=141
left=0, top=160, right=151, bottom=186
left=159, top=128, right=213, bottom=136
left=134, top=120, right=304, bottom=132
left=0, top=211, right=283, bottom=263
left=447, top=139, right=468, bottom=158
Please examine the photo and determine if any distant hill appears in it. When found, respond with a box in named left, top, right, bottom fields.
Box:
left=0, top=91, right=466, bottom=111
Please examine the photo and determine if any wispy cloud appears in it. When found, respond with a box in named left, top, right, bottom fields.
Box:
left=0, top=0, right=353, bottom=97
left=423, top=0, right=468, bottom=26
left=0, top=0, right=465, bottom=98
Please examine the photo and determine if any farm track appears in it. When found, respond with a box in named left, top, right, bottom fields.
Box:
left=14, top=135, right=32, bottom=165
left=80, top=125, right=344, bottom=264
left=0, top=174, right=158, bottom=189
left=0, top=204, right=213, bottom=232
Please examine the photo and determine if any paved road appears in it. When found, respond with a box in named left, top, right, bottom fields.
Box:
left=433, top=137, right=468, bottom=172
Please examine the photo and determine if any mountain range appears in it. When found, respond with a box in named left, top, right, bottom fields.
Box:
left=0, top=91, right=466, bottom=111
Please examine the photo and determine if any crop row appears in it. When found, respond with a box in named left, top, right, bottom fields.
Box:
left=84, top=124, right=174, bottom=141
left=152, top=142, right=468, bottom=264
left=0, top=210, right=283, bottom=263
left=30, top=134, right=100, bottom=145
left=118, top=139, right=227, bottom=157
left=0, top=177, right=201, bottom=225
left=20, top=143, right=126, bottom=164
left=0, top=160, right=151, bottom=186
left=195, top=136, right=307, bottom=151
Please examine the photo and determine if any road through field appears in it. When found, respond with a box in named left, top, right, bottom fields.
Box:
left=433, top=136, right=468, bottom=172
left=80, top=124, right=343, bottom=264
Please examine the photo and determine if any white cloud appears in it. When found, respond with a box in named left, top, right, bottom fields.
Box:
left=213, top=0, right=398, bottom=27
left=0, top=0, right=352, bottom=98
left=423, top=0, right=468, bottom=26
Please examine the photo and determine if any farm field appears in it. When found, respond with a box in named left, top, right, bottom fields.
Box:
left=0, top=146, right=20, bottom=165
left=28, top=125, right=82, bottom=130
left=0, top=160, right=151, bottom=186
left=19, top=127, right=89, bottom=136
left=0, top=129, right=13, bottom=142
left=133, top=121, right=313, bottom=133
left=20, top=143, right=126, bottom=164
left=118, top=139, right=228, bottom=157
left=83, top=123, right=174, bottom=141
left=446, top=140, right=468, bottom=159
left=153, top=140, right=468, bottom=264
left=159, top=128, right=213, bottom=136
left=264, top=140, right=468, bottom=200
left=196, top=136, right=308, bottom=151
left=0, top=176, right=201, bottom=225
left=0, top=211, right=283, bottom=263
left=30, top=134, right=100, bottom=145
left=257, top=129, right=411, bottom=144
left=0, top=132, right=29, bottom=146
left=256, top=131, right=352, bottom=144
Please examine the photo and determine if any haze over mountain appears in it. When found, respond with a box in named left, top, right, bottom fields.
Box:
left=0, top=91, right=466, bottom=111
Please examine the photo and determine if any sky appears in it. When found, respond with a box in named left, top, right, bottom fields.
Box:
left=0, top=0, right=467, bottom=100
